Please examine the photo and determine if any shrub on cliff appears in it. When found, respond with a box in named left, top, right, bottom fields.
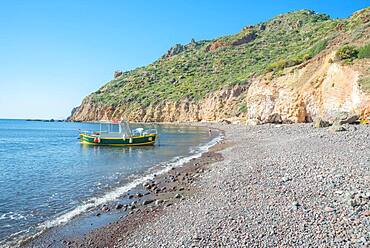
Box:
left=335, top=45, right=359, bottom=61
left=267, top=59, right=288, bottom=72
left=358, top=43, right=370, bottom=59
left=236, top=103, right=248, bottom=116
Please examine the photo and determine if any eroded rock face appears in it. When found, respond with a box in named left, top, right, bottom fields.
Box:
left=246, top=53, right=370, bottom=123
left=114, top=70, right=123, bottom=79
left=69, top=53, right=370, bottom=124
left=206, top=41, right=227, bottom=52
left=66, top=107, right=79, bottom=121
left=69, top=85, right=249, bottom=122
left=205, top=32, right=257, bottom=52
left=162, top=44, right=186, bottom=59
left=231, top=32, right=257, bottom=46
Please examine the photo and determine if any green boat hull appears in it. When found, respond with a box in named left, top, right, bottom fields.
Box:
left=80, top=133, right=157, bottom=146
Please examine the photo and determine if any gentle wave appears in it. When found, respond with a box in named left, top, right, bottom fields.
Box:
left=0, top=212, right=27, bottom=221
left=41, top=133, right=222, bottom=229
left=4, top=132, right=223, bottom=247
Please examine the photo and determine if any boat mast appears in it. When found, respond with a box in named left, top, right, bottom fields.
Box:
left=126, top=121, right=132, bottom=137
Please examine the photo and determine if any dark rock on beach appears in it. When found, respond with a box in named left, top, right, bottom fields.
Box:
left=142, top=199, right=155, bottom=206
left=115, top=204, right=124, bottom=210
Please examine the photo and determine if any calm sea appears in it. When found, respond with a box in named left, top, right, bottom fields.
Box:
left=0, top=119, right=221, bottom=246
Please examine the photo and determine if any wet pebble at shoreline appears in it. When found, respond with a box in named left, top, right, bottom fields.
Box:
left=123, top=123, right=370, bottom=247
left=44, top=149, right=224, bottom=248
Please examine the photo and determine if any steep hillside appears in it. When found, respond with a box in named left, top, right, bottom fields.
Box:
left=69, top=8, right=370, bottom=123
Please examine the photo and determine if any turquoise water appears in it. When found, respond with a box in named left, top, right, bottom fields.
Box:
left=0, top=119, right=220, bottom=246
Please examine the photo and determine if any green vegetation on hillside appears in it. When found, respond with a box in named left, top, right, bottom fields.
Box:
left=335, top=45, right=359, bottom=61
left=88, top=8, right=370, bottom=108
left=358, top=43, right=370, bottom=58
left=335, top=42, right=370, bottom=63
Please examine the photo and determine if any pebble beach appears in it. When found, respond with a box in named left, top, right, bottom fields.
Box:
left=122, top=123, right=370, bottom=247
left=25, top=123, right=370, bottom=247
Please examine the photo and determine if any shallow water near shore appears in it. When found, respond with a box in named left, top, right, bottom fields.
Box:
left=0, top=119, right=220, bottom=246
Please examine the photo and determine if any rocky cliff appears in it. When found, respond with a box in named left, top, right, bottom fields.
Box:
left=69, top=85, right=249, bottom=122
left=69, top=8, right=370, bottom=123
left=247, top=52, right=370, bottom=124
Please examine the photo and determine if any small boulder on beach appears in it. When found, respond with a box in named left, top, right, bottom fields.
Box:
left=101, top=206, right=110, bottom=212
left=329, top=124, right=346, bottom=132
left=136, top=193, right=143, bottom=198
left=115, top=203, right=124, bottom=210
left=332, top=112, right=359, bottom=125
left=143, top=199, right=155, bottom=205
left=313, top=118, right=330, bottom=128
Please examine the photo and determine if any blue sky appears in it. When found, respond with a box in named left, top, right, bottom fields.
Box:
left=0, top=1, right=369, bottom=119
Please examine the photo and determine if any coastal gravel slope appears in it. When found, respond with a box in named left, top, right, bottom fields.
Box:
left=122, top=123, right=370, bottom=247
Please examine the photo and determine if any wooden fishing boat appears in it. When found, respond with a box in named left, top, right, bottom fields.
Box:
left=79, top=121, right=157, bottom=146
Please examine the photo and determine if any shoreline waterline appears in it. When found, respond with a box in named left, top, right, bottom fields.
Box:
left=0, top=122, right=224, bottom=248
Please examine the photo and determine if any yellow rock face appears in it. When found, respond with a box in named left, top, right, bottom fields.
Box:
left=247, top=53, right=370, bottom=123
